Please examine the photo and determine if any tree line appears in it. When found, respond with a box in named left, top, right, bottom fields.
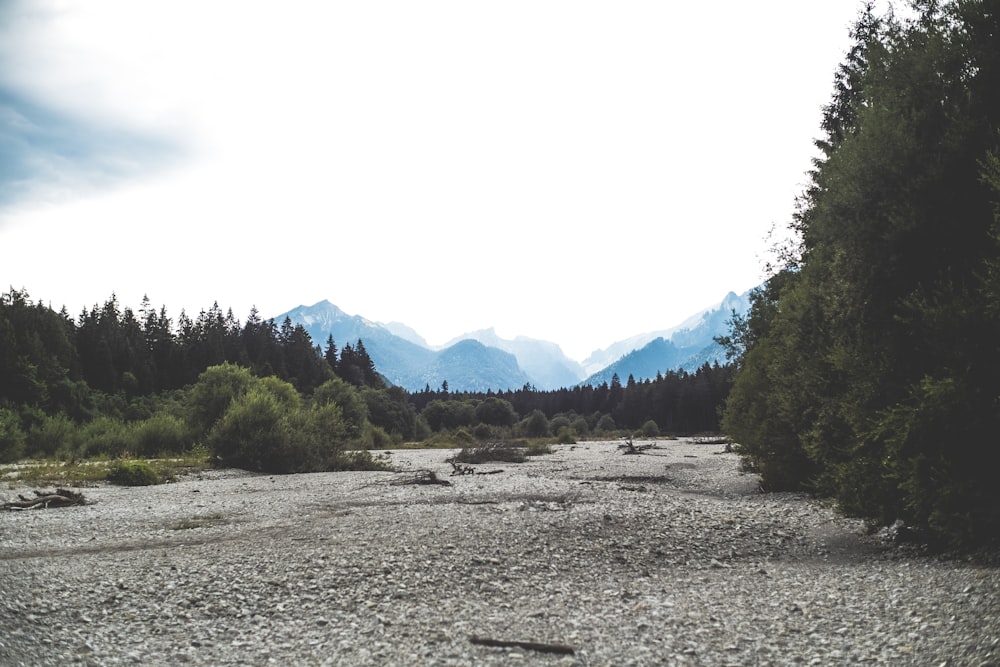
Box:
left=719, top=0, right=1000, bottom=548
left=0, top=287, right=731, bottom=468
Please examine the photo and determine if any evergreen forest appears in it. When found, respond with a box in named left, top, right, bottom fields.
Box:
left=0, top=287, right=731, bottom=473
left=719, top=0, right=1000, bottom=548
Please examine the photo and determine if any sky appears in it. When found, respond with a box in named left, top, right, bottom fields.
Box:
left=0, top=0, right=873, bottom=362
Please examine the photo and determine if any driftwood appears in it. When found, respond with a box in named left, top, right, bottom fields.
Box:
left=2, top=488, right=87, bottom=510
left=618, top=436, right=656, bottom=455
left=469, top=635, right=575, bottom=655
left=448, top=460, right=505, bottom=477
left=389, top=470, right=452, bottom=486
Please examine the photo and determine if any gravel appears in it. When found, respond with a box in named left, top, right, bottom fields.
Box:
left=1, top=439, right=998, bottom=666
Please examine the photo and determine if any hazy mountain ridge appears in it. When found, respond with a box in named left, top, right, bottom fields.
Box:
left=441, top=328, right=585, bottom=390
left=273, top=289, right=752, bottom=392
left=582, top=290, right=752, bottom=385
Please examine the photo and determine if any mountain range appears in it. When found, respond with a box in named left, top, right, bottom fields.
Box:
left=273, top=289, right=752, bottom=392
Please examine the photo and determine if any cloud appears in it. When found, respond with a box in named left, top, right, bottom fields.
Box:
left=0, top=87, right=182, bottom=211
left=0, top=1, right=185, bottom=219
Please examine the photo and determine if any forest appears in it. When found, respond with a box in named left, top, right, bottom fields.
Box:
left=719, top=0, right=1000, bottom=548
left=0, top=286, right=731, bottom=473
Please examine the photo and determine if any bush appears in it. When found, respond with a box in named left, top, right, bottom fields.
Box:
left=595, top=414, right=617, bottom=434
left=554, top=426, right=576, bottom=444
left=77, top=416, right=134, bottom=458
left=452, top=441, right=526, bottom=464
left=185, top=363, right=256, bottom=436
left=640, top=420, right=660, bottom=438
left=107, top=460, right=161, bottom=486
left=26, top=413, right=75, bottom=458
left=132, top=414, right=190, bottom=457
left=207, top=387, right=288, bottom=471
left=0, top=407, right=26, bottom=463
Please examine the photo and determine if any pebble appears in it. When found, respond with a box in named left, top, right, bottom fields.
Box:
left=1, top=439, right=998, bottom=666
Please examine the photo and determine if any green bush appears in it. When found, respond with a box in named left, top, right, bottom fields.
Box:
left=185, top=363, right=256, bottom=436
left=207, top=387, right=288, bottom=471
left=133, top=414, right=190, bottom=457
left=640, top=420, right=660, bottom=437
left=595, top=414, right=616, bottom=434
left=26, top=413, right=75, bottom=458
left=0, top=407, right=26, bottom=463
left=107, top=459, right=161, bottom=486
left=452, top=441, right=526, bottom=464
left=554, top=426, right=576, bottom=444
left=77, top=416, right=134, bottom=458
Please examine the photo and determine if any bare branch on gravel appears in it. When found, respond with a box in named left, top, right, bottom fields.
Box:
left=389, top=470, right=452, bottom=486
left=469, top=635, right=576, bottom=655
left=2, top=488, right=88, bottom=510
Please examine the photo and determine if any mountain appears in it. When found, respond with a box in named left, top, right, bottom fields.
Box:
left=581, top=290, right=751, bottom=386
left=441, top=328, right=585, bottom=390
left=581, top=290, right=750, bottom=376
left=273, top=289, right=752, bottom=393
left=429, top=340, right=530, bottom=393
left=272, top=301, right=530, bottom=392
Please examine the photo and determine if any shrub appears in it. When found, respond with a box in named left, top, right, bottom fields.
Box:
left=521, top=410, right=550, bottom=438
left=26, top=413, right=75, bottom=458
left=77, top=416, right=134, bottom=458
left=640, top=420, right=660, bottom=438
left=0, top=408, right=26, bottom=463
left=207, top=387, right=288, bottom=471
left=452, top=441, right=526, bottom=464
left=107, top=460, right=161, bottom=486
left=132, top=414, right=190, bottom=457
left=526, top=441, right=554, bottom=456
left=595, top=414, right=617, bottom=434
left=185, top=363, right=256, bottom=436
left=554, top=426, right=576, bottom=444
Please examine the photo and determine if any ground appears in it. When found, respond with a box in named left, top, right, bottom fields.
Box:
left=1, top=439, right=997, bottom=666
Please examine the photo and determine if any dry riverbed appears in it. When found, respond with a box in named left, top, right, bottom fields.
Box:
left=1, top=439, right=998, bottom=666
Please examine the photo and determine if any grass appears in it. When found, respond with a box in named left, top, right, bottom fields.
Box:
left=1, top=449, right=212, bottom=487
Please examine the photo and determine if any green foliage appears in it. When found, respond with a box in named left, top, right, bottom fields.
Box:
left=107, top=459, right=161, bottom=486
left=521, top=409, right=550, bottom=438
left=474, top=397, right=518, bottom=427
left=25, top=412, right=75, bottom=458
left=77, top=416, right=133, bottom=458
left=452, top=441, right=526, bottom=464
left=553, top=426, right=576, bottom=444
left=132, top=413, right=191, bottom=458
left=313, top=377, right=368, bottom=441
left=722, top=1, right=1000, bottom=547
left=0, top=407, right=26, bottom=463
left=185, top=363, right=256, bottom=436
left=639, top=420, right=659, bottom=438
left=595, top=414, right=617, bottom=434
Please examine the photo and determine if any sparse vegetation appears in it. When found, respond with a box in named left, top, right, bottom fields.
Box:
left=106, top=459, right=161, bottom=486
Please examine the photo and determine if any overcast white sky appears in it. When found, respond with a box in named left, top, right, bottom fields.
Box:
left=0, top=0, right=871, bottom=362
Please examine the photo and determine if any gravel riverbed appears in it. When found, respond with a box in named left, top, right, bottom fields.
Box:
left=1, top=439, right=998, bottom=666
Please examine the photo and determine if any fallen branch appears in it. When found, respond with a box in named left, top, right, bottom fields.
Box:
left=389, top=470, right=452, bottom=486
left=618, top=436, right=656, bottom=455
left=3, top=488, right=88, bottom=510
left=469, top=635, right=575, bottom=655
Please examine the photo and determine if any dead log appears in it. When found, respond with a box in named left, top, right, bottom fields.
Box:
left=3, top=488, right=87, bottom=510
left=618, top=436, right=656, bottom=455
left=469, top=635, right=575, bottom=655
left=389, top=470, right=452, bottom=486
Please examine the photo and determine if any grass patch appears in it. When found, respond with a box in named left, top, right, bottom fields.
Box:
left=106, top=460, right=161, bottom=486
left=0, top=449, right=212, bottom=487
left=336, top=450, right=395, bottom=471
left=451, top=441, right=527, bottom=464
